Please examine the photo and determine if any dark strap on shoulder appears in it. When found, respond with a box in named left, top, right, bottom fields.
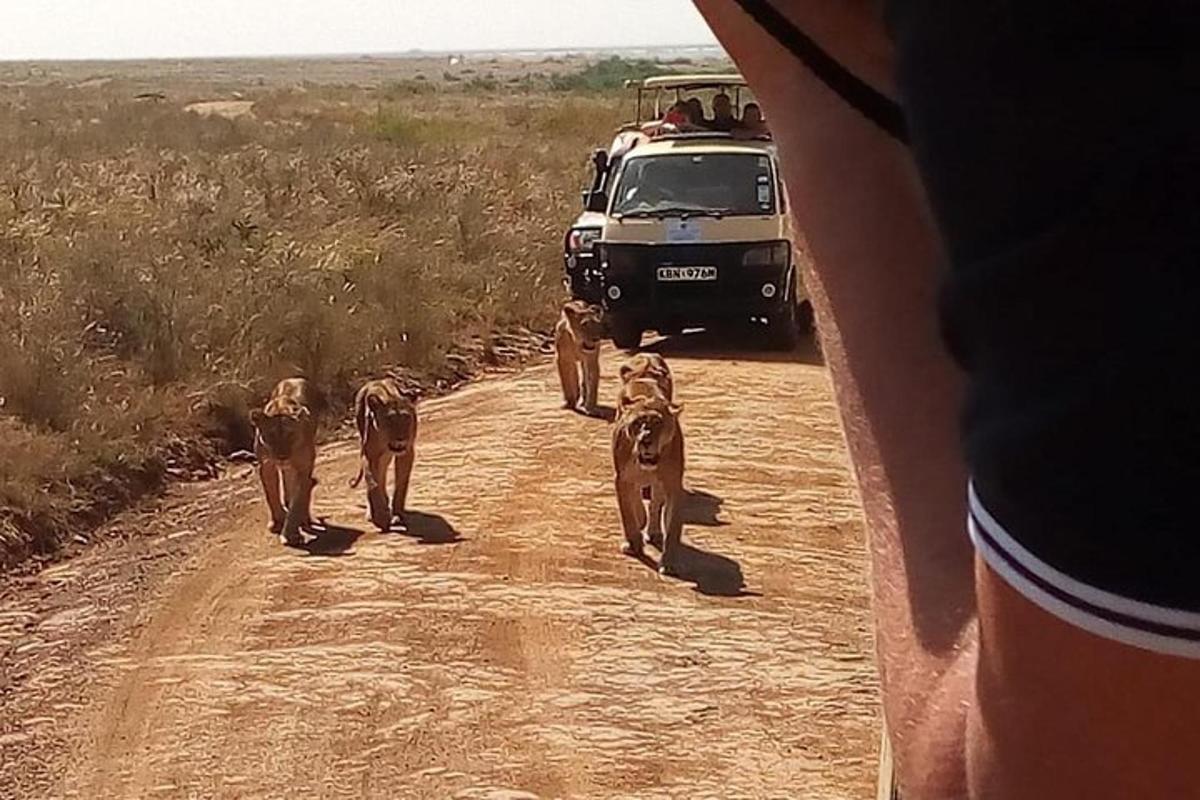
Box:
left=730, top=0, right=910, bottom=145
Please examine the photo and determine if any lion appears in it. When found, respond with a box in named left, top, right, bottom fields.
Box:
left=350, top=378, right=418, bottom=532
left=250, top=377, right=323, bottom=546
left=612, top=386, right=686, bottom=576
left=554, top=299, right=605, bottom=416
left=617, top=353, right=673, bottom=412
left=619, top=353, right=673, bottom=400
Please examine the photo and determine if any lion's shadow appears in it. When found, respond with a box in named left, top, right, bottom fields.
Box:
left=296, top=520, right=364, bottom=557
left=681, top=489, right=726, bottom=527
left=669, top=541, right=756, bottom=598
left=389, top=510, right=464, bottom=545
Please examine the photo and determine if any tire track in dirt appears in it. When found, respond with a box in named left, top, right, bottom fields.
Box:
left=5, top=335, right=878, bottom=799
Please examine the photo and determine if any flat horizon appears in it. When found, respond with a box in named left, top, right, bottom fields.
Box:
left=1, top=1, right=720, bottom=62
left=0, top=42, right=726, bottom=66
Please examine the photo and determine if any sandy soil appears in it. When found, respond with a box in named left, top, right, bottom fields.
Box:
left=0, top=334, right=877, bottom=799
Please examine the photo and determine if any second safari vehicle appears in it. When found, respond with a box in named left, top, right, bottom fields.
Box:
left=563, top=74, right=813, bottom=350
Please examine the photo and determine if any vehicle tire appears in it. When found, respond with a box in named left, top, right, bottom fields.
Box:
left=609, top=316, right=643, bottom=351
left=766, top=300, right=800, bottom=351
left=795, top=299, right=815, bottom=335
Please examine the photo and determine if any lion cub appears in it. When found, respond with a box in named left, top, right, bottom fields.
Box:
left=554, top=299, right=605, bottom=415
left=251, top=377, right=323, bottom=546
left=617, top=352, right=673, bottom=412
left=612, top=383, right=686, bottom=576
left=351, top=378, right=418, bottom=532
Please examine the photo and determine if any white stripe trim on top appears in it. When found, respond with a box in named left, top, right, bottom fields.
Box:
left=969, top=515, right=1200, bottom=659
left=968, top=482, right=1200, bottom=633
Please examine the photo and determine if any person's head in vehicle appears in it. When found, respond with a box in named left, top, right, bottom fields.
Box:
left=739, top=102, right=767, bottom=136
left=710, top=92, right=737, bottom=132
left=684, top=97, right=706, bottom=126
left=661, top=100, right=692, bottom=131
left=662, top=101, right=691, bottom=125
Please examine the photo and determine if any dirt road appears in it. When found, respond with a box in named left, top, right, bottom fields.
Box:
left=0, top=334, right=877, bottom=799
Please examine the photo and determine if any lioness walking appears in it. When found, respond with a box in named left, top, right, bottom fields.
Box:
left=618, top=353, right=673, bottom=409
left=250, top=377, right=323, bottom=546
left=351, top=378, right=418, bottom=532
left=554, top=299, right=605, bottom=415
left=612, top=383, right=686, bottom=575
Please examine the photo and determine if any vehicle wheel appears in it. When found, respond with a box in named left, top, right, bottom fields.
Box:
left=766, top=300, right=800, bottom=351
left=609, top=317, right=643, bottom=351
left=795, top=299, right=815, bottom=335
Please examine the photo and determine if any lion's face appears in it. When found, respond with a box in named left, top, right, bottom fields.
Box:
left=564, top=302, right=605, bottom=351
left=251, top=404, right=310, bottom=461
left=367, top=397, right=415, bottom=454
left=623, top=404, right=679, bottom=470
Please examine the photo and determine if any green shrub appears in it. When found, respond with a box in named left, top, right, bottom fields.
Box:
left=549, top=56, right=673, bottom=92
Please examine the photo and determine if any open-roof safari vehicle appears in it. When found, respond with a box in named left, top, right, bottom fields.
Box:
left=562, top=74, right=813, bottom=350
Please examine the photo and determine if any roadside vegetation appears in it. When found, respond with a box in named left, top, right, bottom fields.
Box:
left=548, top=56, right=674, bottom=91
left=0, top=66, right=639, bottom=568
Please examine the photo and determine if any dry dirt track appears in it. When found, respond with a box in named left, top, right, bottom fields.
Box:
left=0, top=334, right=878, bottom=799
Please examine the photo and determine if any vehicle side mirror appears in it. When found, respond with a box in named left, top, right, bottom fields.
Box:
left=585, top=191, right=608, bottom=213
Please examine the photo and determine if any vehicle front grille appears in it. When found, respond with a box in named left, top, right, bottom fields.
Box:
left=599, top=242, right=788, bottom=313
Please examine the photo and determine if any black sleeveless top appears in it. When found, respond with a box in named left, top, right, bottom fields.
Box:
left=745, top=0, right=1200, bottom=639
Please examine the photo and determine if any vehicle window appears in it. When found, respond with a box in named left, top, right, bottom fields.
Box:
left=611, top=153, right=776, bottom=218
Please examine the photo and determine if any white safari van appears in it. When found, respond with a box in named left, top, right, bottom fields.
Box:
left=563, top=74, right=812, bottom=350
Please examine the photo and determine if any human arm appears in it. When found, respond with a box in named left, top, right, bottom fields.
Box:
left=696, top=4, right=1200, bottom=799
left=692, top=2, right=975, bottom=795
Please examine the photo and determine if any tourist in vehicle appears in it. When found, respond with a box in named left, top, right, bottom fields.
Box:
left=684, top=96, right=707, bottom=128
left=653, top=100, right=701, bottom=135
left=733, top=102, right=768, bottom=138
left=709, top=92, right=738, bottom=132
left=662, top=100, right=691, bottom=128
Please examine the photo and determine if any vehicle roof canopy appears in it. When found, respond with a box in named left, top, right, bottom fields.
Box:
left=625, top=74, right=748, bottom=92
left=621, top=135, right=776, bottom=159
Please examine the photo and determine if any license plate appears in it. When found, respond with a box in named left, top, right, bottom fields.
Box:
left=656, top=266, right=717, bottom=282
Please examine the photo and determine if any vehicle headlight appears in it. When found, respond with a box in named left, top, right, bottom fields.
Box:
left=742, top=242, right=790, bottom=268
left=567, top=228, right=602, bottom=254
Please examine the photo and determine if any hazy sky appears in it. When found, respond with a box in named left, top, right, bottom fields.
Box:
left=0, top=1, right=719, bottom=61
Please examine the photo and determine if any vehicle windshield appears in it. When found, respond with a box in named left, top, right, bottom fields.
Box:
left=610, top=153, right=776, bottom=218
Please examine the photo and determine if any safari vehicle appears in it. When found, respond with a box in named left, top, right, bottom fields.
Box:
left=562, top=74, right=813, bottom=350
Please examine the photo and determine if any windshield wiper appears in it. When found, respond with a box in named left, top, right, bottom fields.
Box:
left=685, top=207, right=737, bottom=219
left=615, top=206, right=736, bottom=220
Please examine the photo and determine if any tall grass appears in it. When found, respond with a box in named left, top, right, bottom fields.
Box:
left=0, top=81, right=625, bottom=567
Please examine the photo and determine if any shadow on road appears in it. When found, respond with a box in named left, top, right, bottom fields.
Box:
left=639, top=328, right=823, bottom=366
left=682, top=489, right=727, bottom=527
left=584, top=403, right=618, bottom=423
left=298, top=521, right=364, bottom=557
left=625, top=521, right=757, bottom=598
left=672, top=540, right=758, bottom=598
left=398, top=510, right=465, bottom=546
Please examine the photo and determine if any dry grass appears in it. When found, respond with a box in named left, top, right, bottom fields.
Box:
left=0, top=76, right=628, bottom=567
